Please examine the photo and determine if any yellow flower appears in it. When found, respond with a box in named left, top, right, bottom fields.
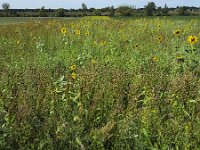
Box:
left=174, top=30, right=181, bottom=36
left=152, top=56, right=159, bottom=62
left=70, top=65, right=76, bottom=71
left=158, top=36, right=163, bottom=43
left=75, top=29, right=81, bottom=36
left=187, top=35, right=198, bottom=45
left=61, top=27, right=67, bottom=34
left=71, top=72, right=77, bottom=80
left=85, top=31, right=89, bottom=36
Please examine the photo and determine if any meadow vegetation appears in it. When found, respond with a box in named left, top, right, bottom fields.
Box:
left=0, top=16, right=200, bottom=149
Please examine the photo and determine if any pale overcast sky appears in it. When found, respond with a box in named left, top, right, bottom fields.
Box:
left=0, top=0, right=199, bottom=9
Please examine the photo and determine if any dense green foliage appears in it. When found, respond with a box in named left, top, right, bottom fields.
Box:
left=1, top=2, right=10, bottom=17
left=1, top=1, right=200, bottom=17
left=115, top=6, right=134, bottom=16
left=145, top=2, right=156, bottom=16
left=0, top=16, right=200, bottom=149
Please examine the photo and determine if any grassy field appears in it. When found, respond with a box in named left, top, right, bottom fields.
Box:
left=0, top=17, right=78, bottom=25
left=0, top=17, right=39, bottom=24
left=0, top=16, right=200, bottom=149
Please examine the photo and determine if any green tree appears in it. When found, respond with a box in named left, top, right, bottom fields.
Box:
left=116, top=5, right=134, bottom=16
left=162, top=3, right=169, bottom=16
left=39, top=6, right=47, bottom=17
left=156, top=6, right=162, bottom=16
left=145, top=2, right=156, bottom=16
left=55, top=8, right=65, bottom=17
left=81, top=3, right=87, bottom=16
left=109, top=5, right=115, bottom=17
left=82, top=3, right=87, bottom=11
left=93, top=9, right=101, bottom=16
left=177, top=6, right=187, bottom=16
left=2, top=3, right=10, bottom=17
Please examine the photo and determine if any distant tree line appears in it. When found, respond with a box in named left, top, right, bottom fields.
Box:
left=1, top=2, right=200, bottom=17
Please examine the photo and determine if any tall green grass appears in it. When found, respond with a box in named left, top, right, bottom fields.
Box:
left=0, top=16, right=200, bottom=149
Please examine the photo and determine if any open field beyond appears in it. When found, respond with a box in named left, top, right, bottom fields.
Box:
left=0, top=16, right=200, bottom=149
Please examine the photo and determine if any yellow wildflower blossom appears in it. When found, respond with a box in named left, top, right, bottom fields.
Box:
left=187, top=35, right=198, bottom=45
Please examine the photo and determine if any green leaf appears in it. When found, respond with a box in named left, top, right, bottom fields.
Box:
left=143, top=128, right=148, bottom=137
left=72, top=92, right=81, bottom=102
left=58, top=75, right=65, bottom=82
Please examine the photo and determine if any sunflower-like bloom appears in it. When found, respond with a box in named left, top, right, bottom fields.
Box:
left=158, top=36, right=163, bottom=43
left=187, top=35, right=198, bottom=45
left=85, top=31, right=89, bottom=36
left=61, top=27, right=67, bottom=34
left=75, top=29, right=81, bottom=36
left=71, top=65, right=76, bottom=71
left=71, top=72, right=77, bottom=80
left=174, top=30, right=181, bottom=36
